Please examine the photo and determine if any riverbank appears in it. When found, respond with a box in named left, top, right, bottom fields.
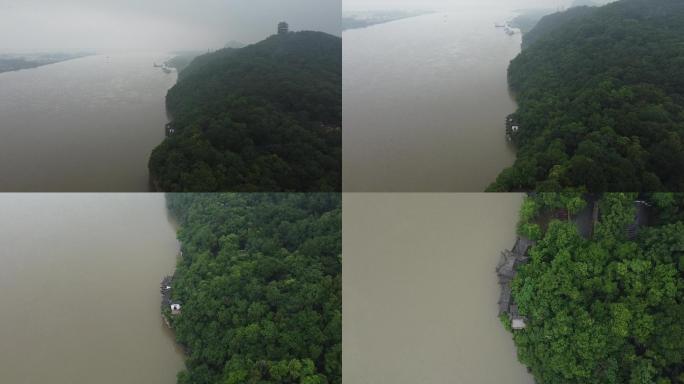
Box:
left=497, top=236, right=534, bottom=330
left=160, top=275, right=175, bottom=328
left=501, top=193, right=684, bottom=383
left=497, top=193, right=596, bottom=333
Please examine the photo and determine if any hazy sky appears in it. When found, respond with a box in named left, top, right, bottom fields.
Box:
left=344, top=0, right=581, bottom=12
left=0, top=0, right=341, bottom=53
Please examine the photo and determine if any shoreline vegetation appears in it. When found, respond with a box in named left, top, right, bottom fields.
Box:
left=148, top=31, right=341, bottom=192
left=502, top=192, right=684, bottom=383
left=507, top=0, right=616, bottom=37
left=164, top=52, right=202, bottom=74
left=489, top=0, right=684, bottom=192
left=507, top=9, right=556, bottom=35
left=161, top=193, right=341, bottom=384
left=0, top=52, right=92, bottom=74
left=342, top=10, right=434, bottom=31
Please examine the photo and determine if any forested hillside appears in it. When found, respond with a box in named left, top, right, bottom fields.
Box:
left=165, top=193, right=341, bottom=384
left=506, top=193, right=684, bottom=383
left=149, top=31, right=342, bottom=192
left=519, top=6, right=595, bottom=49
left=489, top=0, right=684, bottom=192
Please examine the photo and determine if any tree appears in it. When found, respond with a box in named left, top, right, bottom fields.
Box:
left=165, top=193, right=342, bottom=384
left=488, top=0, right=684, bottom=192
left=150, top=32, right=342, bottom=192
left=507, top=193, right=684, bottom=384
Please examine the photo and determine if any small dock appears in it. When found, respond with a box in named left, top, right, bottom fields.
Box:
left=505, top=114, right=520, bottom=141
left=161, top=276, right=173, bottom=307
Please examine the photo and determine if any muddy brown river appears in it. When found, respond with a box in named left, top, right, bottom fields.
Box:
left=343, top=193, right=533, bottom=383
left=343, top=9, right=521, bottom=191
left=0, top=194, right=185, bottom=383
left=0, top=53, right=176, bottom=191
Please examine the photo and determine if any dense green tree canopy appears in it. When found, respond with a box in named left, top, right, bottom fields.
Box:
left=507, top=193, right=684, bottom=383
left=489, top=0, right=684, bottom=192
left=165, top=193, right=341, bottom=384
left=150, top=31, right=341, bottom=192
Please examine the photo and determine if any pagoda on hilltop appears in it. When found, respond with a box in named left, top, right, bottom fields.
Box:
left=278, top=21, right=289, bottom=35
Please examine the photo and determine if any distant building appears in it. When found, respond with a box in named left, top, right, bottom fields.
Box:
left=278, top=22, right=289, bottom=35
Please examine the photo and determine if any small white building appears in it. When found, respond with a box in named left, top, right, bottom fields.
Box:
left=171, top=303, right=182, bottom=315
left=511, top=125, right=519, bottom=132
left=511, top=318, right=526, bottom=330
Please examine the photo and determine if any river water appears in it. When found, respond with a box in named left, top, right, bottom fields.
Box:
left=343, top=193, right=533, bottom=383
left=0, top=53, right=176, bottom=191
left=0, top=194, right=185, bottom=383
left=343, top=9, right=521, bottom=191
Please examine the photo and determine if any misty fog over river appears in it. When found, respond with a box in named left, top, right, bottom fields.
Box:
left=0, top=53, right=176, bottom=191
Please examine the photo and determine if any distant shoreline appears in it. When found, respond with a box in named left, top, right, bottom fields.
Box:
left=342, top=11, right=434, bottom=31
left=0, top=53, right=93, bottom=74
